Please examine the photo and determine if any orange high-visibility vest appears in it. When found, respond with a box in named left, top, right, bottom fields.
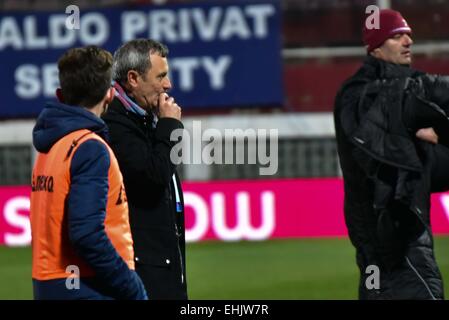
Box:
left=31, top=129, right=134, bottom=280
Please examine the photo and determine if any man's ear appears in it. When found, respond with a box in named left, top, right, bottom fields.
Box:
left=370, top=48, right=382, bottom=59
left=127, top=70, right=139, bottom=88
left=55, top=88, right=64, bottom=102
left=106, top=87, right=115, bottom=104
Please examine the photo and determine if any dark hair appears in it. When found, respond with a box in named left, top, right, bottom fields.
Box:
left=58, top=46, right=113, bottom=108
left=112, top=39, right=169, bottom=83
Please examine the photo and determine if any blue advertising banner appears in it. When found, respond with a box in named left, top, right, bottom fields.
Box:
left=0, top=0, right=283, bottom=118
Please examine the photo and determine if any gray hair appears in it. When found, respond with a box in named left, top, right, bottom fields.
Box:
left=112, top=39, right=169, bottom=83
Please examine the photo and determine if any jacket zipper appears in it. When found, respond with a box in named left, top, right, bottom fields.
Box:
left=175, top=222, right=185, bottom=284
left=170, top=178, right=185, bottom=284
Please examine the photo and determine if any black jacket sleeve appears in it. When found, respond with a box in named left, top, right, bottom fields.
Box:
left=405, top=75, right=449, bottom=191
left=421, top=74, right=449, bottom=109
left=107, top=117, right=183, bottom=188
left=402, top=76, right=449, bottom=148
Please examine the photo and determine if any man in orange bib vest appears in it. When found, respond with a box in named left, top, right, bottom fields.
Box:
left=30, top=46, right=147, bottom=300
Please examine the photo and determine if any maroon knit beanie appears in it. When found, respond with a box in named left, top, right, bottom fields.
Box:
left=363, top=9, right=412, bottom=52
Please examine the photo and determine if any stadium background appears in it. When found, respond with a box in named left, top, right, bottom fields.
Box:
left=0, top=0, right=449, bottom=299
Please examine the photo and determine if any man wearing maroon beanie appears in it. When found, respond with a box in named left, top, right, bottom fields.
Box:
left=362, top=9, right=413, bottom=64
left=334, top=9, right=449, bottom=299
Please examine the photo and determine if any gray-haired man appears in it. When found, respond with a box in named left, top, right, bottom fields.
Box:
left=102, top=39, right=187, bottom=300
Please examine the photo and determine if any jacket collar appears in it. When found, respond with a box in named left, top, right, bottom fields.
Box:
left=361, top=55, right=421, bottom=80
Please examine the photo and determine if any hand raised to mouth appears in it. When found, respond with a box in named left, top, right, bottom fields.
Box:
left=158, top=93, right=181, bottom=120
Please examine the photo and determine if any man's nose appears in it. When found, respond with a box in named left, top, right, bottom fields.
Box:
left=163, top=77, right=172, bottom=91
left=403, top=34, right=413, bottom=46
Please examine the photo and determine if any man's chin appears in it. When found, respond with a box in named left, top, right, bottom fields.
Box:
left=401, top=54, right=412, bottom=65
left=397, top=57, right=412, bottom=66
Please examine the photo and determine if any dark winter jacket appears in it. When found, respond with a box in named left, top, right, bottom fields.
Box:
left=334, top=55, right=449, bottom=299
left=102, top=98, right=187, bottom=300
left=32, top=101, right=147, bottom=300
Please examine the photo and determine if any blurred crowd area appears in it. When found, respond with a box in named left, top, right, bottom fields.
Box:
left=1, top=0, right=449, bottom=184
